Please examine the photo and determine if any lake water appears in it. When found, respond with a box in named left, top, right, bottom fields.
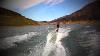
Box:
left=0, top=24, right=100, bottom=56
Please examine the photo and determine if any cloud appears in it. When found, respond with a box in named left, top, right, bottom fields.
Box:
left=44, top=0, right=64, bottom=6
left=0, top=0, right=64, bottom=10
left=17, top=0, right=45, bottom=9
left=1, top=0, right=45, bottom=10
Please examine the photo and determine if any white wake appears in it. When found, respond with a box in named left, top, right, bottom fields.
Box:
left=42, top=28, right=71, bottom=56
left=0, top=32, right=40, bottom=49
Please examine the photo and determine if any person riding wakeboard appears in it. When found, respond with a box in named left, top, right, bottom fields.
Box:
left=56, top=22, right=60, bottom=32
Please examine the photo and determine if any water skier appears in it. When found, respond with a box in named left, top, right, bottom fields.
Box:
left=56, top=22, right=60, bottom=32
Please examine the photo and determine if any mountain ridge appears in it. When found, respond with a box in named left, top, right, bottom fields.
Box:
left=50, top=0, right=100, bottom=24
left=0, top=7, right=39, bottom=26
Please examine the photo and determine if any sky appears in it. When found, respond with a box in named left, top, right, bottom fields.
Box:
left=0, top=0, right=95, bottom=21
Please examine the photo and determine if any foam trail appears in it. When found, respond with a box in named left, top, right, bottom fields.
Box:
left=42, top=28, right=71, bottom=56
left=0, top=32, right=39, bottom=49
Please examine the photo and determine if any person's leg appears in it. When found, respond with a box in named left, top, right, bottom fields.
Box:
left=56, top=28, right=59, bottom=32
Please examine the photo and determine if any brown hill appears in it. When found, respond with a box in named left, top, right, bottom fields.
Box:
left=50, top=0, right=100, bottom=24
left=0, top=7, right=39, bottom=26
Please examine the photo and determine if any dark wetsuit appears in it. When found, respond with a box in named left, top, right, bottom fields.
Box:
left=57, top=24, right=59, bottom=28
left=56, top=23, right=59, bottom=32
